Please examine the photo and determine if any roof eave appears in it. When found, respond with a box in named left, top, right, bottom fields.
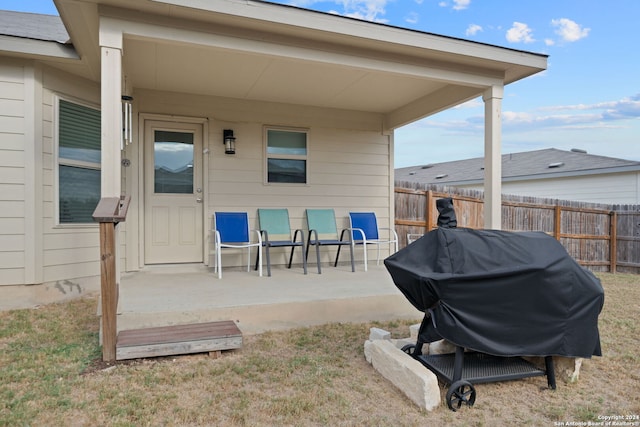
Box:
left=504, top=165, right=640, bottom=181
left=0, top=35, right=79, bottom=60
left=150, top=0, right=547, bottom=76
left=398, top=164, right=640, bottom=187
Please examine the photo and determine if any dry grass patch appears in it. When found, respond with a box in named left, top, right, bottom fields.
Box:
left=1, top=273, right=638, bottom=426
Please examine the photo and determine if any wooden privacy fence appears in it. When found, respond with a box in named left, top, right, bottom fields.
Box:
left=395, top=183, right=640, bottom=274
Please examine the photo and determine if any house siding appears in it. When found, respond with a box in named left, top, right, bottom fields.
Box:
left=39, top=67, right=102, bottom=285
left=0, top=62, right=27, bottom=285
left=461, top=172, right=640, bottom=204
left=3, top=63, right=101, bottom=286
left=135, top=89, right=393, bottom=269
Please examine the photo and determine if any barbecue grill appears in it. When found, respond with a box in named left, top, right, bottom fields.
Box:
left=384, top=198, right=604, bottom=411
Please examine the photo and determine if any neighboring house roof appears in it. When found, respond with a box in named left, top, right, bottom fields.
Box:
left=0, top=10, right=69, bottom=43
left=395, top=148, right=640, bottom=185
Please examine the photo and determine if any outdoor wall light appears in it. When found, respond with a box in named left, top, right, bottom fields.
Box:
left=223, top=129, right=236, bottom=155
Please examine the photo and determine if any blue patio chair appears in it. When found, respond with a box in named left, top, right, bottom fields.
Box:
left=212, top=212, right=262, bottom=279
left=255, top=208, right=307, bottom=276
left=349, top=212, right=398, bottom=271
left=305, top=209, right=354, bottom=274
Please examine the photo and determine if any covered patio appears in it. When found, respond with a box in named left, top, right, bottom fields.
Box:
left=114, top=263, right=421, bottom=336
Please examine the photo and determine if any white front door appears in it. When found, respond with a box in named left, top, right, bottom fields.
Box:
left=144, top=120, right=203, bottom=264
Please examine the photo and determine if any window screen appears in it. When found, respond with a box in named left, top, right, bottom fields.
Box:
left=58, top=100, right=101, bottom=223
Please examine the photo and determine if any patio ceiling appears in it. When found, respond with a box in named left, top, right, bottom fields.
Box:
left=122, top=37, right=447, bottom=115
left=52, top=0, right=548, bottom=129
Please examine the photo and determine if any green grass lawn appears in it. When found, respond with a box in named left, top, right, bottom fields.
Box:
left=1, top=273, right=638, bottom=426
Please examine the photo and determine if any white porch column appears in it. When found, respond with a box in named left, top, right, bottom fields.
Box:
left=99, top=28, right=124, bottom=284
left=483, top=85, right=504, bottom=230
left=100, top=39, right=123, bottom=197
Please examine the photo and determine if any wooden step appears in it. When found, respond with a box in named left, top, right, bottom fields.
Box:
left=116, top=320, right=242, bottom=360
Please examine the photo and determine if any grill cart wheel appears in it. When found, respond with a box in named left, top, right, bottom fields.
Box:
left=446, top=380, right=476, bottom=411
left=401, top=344, right=417, bottom=357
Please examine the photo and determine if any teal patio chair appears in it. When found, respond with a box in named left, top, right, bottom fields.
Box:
left=305, top=209, right=354, bottom=274
left=255, top=208, right=307, bottom=276
left=212, top=212, right=262, bottom=279
left=349, top=212, right=398, bottom=271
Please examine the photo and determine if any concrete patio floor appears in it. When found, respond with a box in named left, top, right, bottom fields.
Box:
left=114, top=262, right=422, bottom=335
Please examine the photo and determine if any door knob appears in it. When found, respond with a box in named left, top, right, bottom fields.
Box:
left=196, top=198, right=203, bottom=203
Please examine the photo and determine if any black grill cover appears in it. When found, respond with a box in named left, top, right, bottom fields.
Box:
left=384, top=227, right=604, bottom=358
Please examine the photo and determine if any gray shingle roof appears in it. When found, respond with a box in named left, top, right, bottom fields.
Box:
left=395, top=148, right=640, bottom=185
left=0, top=10, right=68, bottom=44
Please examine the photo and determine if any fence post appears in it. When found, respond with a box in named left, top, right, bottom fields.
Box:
left=554, top=205, right=562, bottom=240
left=610, top=211, right=617, bottom=273
left=425, top=190, right=433, bottom=232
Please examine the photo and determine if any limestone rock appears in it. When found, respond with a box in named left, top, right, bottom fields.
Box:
left=369, top=327, right=391, bottom=341
left=428, top=339, right=456, bottom=355
left=364, top=339, right=440, bottom=411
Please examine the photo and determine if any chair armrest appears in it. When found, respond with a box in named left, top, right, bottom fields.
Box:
left=339, top=228, right=352, bottom=243
left=307, top=229, right=319, bottom=244
left=348, top=227, right=366, bottom=242
left=292, top=229, right=306, bottom=245
left=259, top=229, right=270, bottom=245
left=251, top=229, right=263, bottom=245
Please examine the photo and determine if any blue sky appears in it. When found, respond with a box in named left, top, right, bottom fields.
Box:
left=3, top=0, right=638, bottom=167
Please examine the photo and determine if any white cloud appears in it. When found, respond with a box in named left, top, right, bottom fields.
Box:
left=540, top=95, right=640, bottom=120
left=551, top=18, right=590, bottom=42
left=497, top=95, right=640, bottom=131
left=502, top=111, right=535, bottom=124
left=405, top=11, right=419, bottom=24
left=341, top=0, right=390, bottom=22
left=285, top=0, right=389, bottom=22
left=544, top=38, right=555, bottom=46
left=418, top=95, right=640, bottom=136
left=453, top=98, right=483, bottom=109
left=452, top=0, right=471, bottom=10
left=465, top=24, right=482, bottom=36
left=506, top=22, right=535, bottom=43
left=436, top=0, right=469, bottom=10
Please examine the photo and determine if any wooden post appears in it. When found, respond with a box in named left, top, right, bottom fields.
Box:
left=554, top=205, right=562, bottom=240
left=610, top=211, right=617, bottom=274
left=99, top=222, right=117, bottom=361
left=93, top=196, right=130, bottom=362
left=425, top=190, right=433, bottom=232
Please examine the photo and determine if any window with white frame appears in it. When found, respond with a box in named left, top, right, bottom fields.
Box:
left=57, top=98, right=101, bottom=224
left=265, top=127, right=307, bottom=184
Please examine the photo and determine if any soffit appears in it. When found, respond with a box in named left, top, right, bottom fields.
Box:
left=123, top=37, right=447, bottom=114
